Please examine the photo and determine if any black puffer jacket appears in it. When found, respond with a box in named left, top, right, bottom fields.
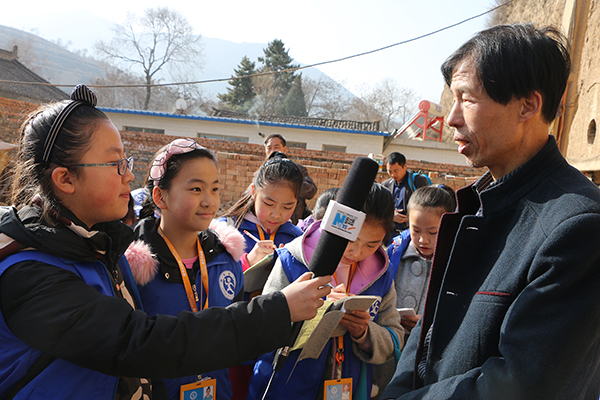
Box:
left=0, top=205, right=292, bottom=384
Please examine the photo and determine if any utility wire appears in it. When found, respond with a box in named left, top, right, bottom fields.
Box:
left=0, top=1, right=513, bottom=89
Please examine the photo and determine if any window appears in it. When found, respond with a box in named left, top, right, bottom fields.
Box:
left=287, top=141, right=307, bottom=149
left=322, top=144, right=346, bottom=153
left=198, top=133, right=249, bottom=143
left=123, top=126, right=164, bottom=134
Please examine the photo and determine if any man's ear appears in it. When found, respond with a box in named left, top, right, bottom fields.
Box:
left=152, top=186, right=167, bottom=210
left=520, top=91, right=542, bottom=122
left=51, top=167, right=75, bottom=195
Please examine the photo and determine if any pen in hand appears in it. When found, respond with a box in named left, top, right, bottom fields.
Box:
left=243, top=230, right=261, bottom=243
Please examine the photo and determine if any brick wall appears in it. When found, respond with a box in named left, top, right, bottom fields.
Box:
left=0, top=97, right=37, bottom=142
left=0, top=97, right=484, bottom=211
left=122, top=130, right=483, bottom=211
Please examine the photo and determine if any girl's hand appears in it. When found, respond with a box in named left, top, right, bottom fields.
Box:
left=326, top=284, right=350, bottom=302
left=247, top=240, right=276, bottom=265
left=401, top=314, right=422, bottom=332
left=340, top=310, right=370, bottom=339
left=281, top=272, right=332, bottom=322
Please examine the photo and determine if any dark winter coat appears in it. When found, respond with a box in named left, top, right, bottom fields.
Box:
left=382, top=137, right=600, bottom=399
left=0, top=205, right=293, bottom=399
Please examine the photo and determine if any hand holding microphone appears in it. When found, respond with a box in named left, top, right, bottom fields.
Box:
left=280, top=272, right=332, bottom=322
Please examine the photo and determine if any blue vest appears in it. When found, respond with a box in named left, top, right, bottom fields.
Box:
left=138, top=250, right=244, bottom=400
left=234, top=218, right=302, bottom=254
left=386, top=229, right=412, bottom=277
left=247, top=247, right=395, bottom=400
left=0, top=251, right=140, bottom=400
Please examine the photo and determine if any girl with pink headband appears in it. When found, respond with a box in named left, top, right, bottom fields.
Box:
left=127, top=138, right=328, bottom=400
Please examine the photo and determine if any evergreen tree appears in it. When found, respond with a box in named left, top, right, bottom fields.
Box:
left=258, top=39, right=298, bottom=94
left=282, top=75, right=308, bottom=117
left=218, top=56, right=256, bottom=111
left=218, top=39, right=307, bottom=117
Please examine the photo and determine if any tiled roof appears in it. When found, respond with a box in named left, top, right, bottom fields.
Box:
left=0, top=46, right=68, bottom=103
left=210, top=108, right=380, bottom=132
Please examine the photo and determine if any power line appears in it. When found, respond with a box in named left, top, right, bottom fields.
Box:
left=0, top=1, right=513, bottom=89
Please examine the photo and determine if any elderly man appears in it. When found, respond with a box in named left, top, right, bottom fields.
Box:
left=382, top=24, right=600, bottom=399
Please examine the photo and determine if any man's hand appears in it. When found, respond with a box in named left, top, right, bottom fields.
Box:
left=394, top=209, right=407, bottom=225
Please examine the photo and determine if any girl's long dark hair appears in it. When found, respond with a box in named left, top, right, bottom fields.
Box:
left=12, top=101, right=108, bottom=222
left=221, top=157, right=303, bottom=227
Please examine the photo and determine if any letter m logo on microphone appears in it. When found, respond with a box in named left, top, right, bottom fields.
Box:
left=323, top=201, right=366, bottom=241
left=333, top=212, right=348, bottom=230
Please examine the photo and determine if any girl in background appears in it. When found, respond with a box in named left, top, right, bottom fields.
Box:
left=387, top=184, right=456, bottom=332
left=248, top=183, right=403, bottom=400
left=0, top=85, right=331, bottom=399
left=296, top=187, right=340, bottom=232
left=374, top=185, right=456, bottom=398
left=127, top=138, right=245, bottom=400
left=220, top=155, right=304, bottom=400
left=220, top=156, right=304, bottom=279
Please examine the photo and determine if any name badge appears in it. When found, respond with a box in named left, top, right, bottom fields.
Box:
left=324, top=378, right=352, bottom=400
left=180, top=378, right=216, bottom=400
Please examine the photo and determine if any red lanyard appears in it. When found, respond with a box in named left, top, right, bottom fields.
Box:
left=158, top=227, right=209, bottom=312
left=332, top=262, right=359, bottom=368
left=333, top=263, right=358, bottom=294
left=256, top=224, right=278, bottom=242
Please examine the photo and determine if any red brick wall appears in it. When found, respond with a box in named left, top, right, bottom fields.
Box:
left=122, top=131, right=483, bottom=211
left=0, top=97, right=37, bottom=142
left=0, top=97, right=484, bottom=210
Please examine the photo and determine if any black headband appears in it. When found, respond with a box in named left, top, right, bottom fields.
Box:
left=42, top=84, right=97, bottom=163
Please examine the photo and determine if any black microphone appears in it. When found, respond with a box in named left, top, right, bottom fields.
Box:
left=262, top=157, right=379, bottom=399
left=308, top=156, right=380, bottom=277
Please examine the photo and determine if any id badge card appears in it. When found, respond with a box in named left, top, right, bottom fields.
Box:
left=324, top=378, right=352, bottom=400
left=180, top=378, right=216, bottom=400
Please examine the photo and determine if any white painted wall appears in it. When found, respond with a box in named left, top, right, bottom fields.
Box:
left=385, top=137, right=468, bottom=166
left=104, top=110, right=465, bottom=165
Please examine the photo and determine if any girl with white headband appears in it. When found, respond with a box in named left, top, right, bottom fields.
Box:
left=0, top=85, right=331, bottom=400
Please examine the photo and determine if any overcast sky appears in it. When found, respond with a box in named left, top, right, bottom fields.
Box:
left=1, top=0, right=496, bottom=102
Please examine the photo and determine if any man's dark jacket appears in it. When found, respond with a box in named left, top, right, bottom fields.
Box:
left=382, top=137, right=600, bottom=399
left=383, top=170, right=429, bottom=231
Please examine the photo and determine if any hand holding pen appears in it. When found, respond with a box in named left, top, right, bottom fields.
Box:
left=244, top=230, right=278, bottom=266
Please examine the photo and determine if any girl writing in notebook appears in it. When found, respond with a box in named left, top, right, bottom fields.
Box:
left=248, top=183, right=403, bottom=400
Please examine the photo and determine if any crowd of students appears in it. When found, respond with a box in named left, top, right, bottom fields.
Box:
left=0, top=79, right=455, bottom=400
left=5, top=22, right=600, bottom=400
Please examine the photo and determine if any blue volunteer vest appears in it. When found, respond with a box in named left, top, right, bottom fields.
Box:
left=247, top=247, right=395, bottom=400
left=0, top=251, right=139, bottom=400
left=138, top=250, right=244, bottom=400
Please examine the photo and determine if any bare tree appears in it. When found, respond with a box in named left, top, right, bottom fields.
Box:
left=303, top=76, right=352, bottom=119
left=250, top=74, right=281, bottom=116
left=95, top=7, right=203, bottom=110
left=9, top=35, right=49, bottom=78
left=92, top=64, right=147, bottom=109
left=348, top=79, right=418, bottom=131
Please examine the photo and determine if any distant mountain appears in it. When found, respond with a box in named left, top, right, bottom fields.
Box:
left=0, top=24, right=105, bottom=94
left=0, top=24, right=355, bottom=107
